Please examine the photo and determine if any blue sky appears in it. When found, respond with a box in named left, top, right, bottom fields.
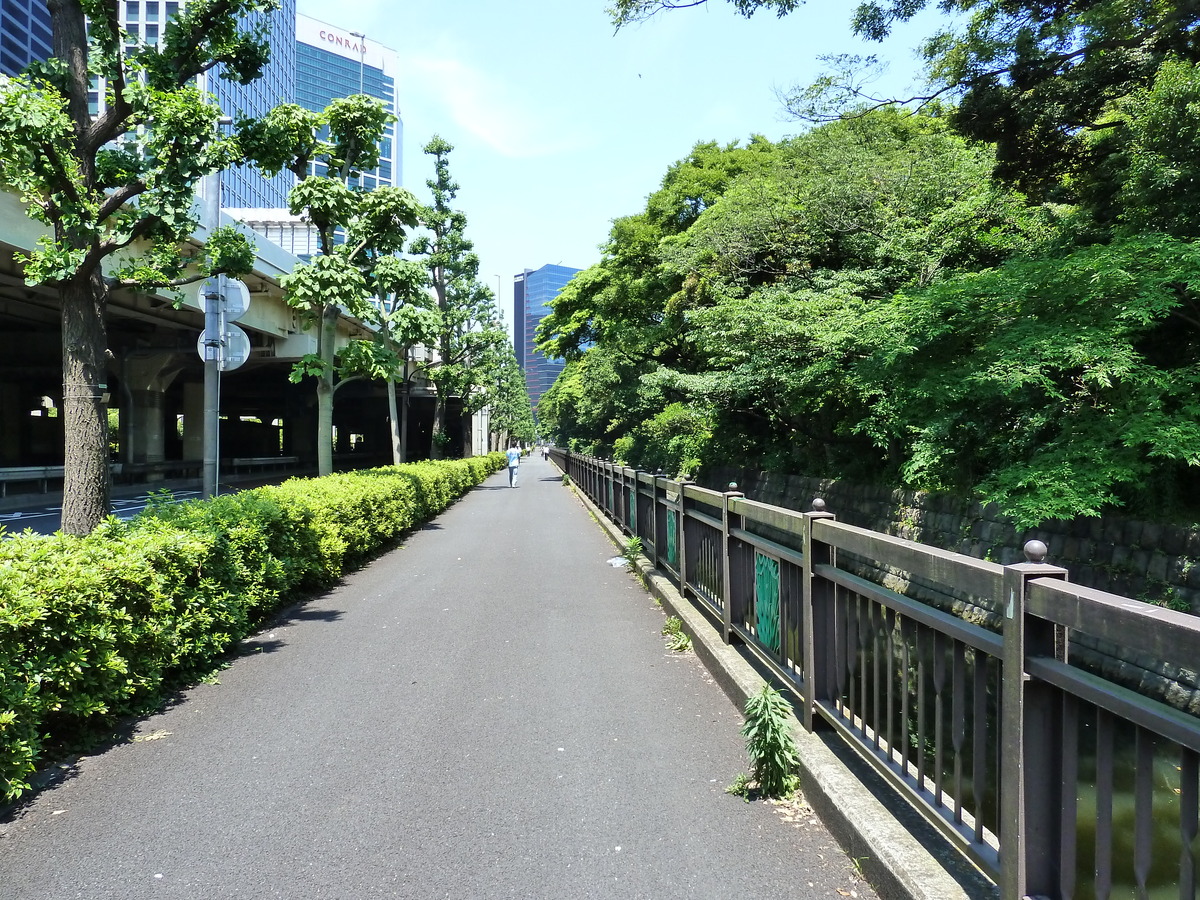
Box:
left=293, top=0, right=940, bottom=324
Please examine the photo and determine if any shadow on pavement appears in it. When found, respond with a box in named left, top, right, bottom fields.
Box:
left=289, top=608, right=345, bottom=623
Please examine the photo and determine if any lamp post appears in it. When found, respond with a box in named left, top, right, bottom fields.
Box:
left=349, top=30, right=366, bottom=94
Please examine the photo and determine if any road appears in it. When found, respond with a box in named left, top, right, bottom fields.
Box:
left=0, top=489, right=203, bottom=536
left=0, top=454, right=876, bottom=899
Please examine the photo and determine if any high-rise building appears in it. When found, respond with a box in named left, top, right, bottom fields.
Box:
left=294, top=14, right=399, bottom=191
left=0, top=0, right=53, bottom=76
left=209, top=0, right=297, bottom=209
left=514, top=264, right=580, bottom=416
left=0, top=3, right=400, bottom=251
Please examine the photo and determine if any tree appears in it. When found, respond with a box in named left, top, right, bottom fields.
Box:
left=0, top=0, right=275, bottom=534
left=801, top=1, right=1200, bottom=201
left=483, top=341, right=535, bottom=450
left=357, top=256, right=439, bottom=464
left=244, top=96, right=423, bottom=475
left=409, top=136, right=502, bottom=459
left=610, top=0, right=1200, bottom=203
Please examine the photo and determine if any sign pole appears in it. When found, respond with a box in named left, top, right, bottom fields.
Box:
left=202, top=275, right=221, bottom=499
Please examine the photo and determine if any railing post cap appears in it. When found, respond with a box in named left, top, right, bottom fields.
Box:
left=728, top=481, right=738, bottom=491
left=1023, top=539, right=1048, bottom=563
left=812, top=498, right=826, bottom=512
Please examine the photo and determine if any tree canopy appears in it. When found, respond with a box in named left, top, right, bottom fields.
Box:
left=538, top=88, right=1200, bottom=524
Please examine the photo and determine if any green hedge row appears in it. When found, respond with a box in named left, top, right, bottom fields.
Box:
left=0, top=454, right=506, bottom=801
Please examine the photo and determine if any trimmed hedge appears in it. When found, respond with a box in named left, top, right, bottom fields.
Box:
left=0, top=454, right=506, bottom=801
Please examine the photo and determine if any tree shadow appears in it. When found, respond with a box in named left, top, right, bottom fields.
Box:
left=289, top=608, right=345, bottom=623
left=237, top=638, right=288, bottom=655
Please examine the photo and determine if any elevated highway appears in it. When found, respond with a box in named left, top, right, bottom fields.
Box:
left=0, top=189, right=450, bottom=489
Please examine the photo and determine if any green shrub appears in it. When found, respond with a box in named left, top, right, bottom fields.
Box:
left=0, top=453, right=506, bottom=802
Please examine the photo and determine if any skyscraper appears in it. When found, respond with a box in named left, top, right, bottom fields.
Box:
left=209, top=0, right=298, bottom=209
left=0, top=0, right=52, bottom=76
left=514, top=264, right=580, bottom=416
left=294, top=14, right=399, bottom=191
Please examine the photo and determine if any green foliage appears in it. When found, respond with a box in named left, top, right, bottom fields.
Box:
left=623, top=535, right=644, bottom=570
left=854, top=235, right=1200, bottom=524
left=0, top=454, right=506, bottom=802
left=725, top=771, right=753, bottom=800
left=1114, top=57, right=1200, bottom=237
left=409, top=136, right=508, bottom=457
left=0, top=3, right=273, bottom=292
left=488, top=342, right=537, bottom=445
left=837, top=0, right=1200, bottom=202
left=661, top=615, right=693, bottom=652
left=740, top=684, right=800, bottom=799
left=263, top=93, right=425, bottom=475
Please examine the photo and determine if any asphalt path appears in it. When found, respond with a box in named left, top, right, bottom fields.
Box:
left=0, top=454, right=876, bottom=899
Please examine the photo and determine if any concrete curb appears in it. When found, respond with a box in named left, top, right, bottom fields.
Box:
left=564, top=474, right=997, bottom=900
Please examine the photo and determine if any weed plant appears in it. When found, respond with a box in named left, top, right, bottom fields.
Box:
left=622, top=536, right=643, bottom=570
left=736, top=684, right=800, bottom=799
left=661, top=616, right=692, bottom=652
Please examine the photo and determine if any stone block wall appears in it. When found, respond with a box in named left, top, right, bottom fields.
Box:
left=708, top=467, right=1200, bottom=614
left=705, top=467, right=1200, bottom=714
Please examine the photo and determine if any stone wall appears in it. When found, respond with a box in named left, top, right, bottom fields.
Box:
left=708, top=467, right=1200, bottom=614
left=705, top=467, right=1200, bottom=715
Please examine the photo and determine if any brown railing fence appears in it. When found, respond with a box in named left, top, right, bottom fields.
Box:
left=553, top=450, right=1200, bottom=900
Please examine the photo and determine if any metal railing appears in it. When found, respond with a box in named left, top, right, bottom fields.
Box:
left=554, top=450, right=1200, bottom=900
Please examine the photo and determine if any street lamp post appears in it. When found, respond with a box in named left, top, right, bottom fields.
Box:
left=349, top=31, right=366, bottom=94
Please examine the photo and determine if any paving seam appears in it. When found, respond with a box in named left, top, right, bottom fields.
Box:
left=556, top=464, right=997, bottom=900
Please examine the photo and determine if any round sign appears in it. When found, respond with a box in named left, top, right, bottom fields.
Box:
left=199, top=278, right=251, bottom=322
left=196, top=323, right=252, bottom=372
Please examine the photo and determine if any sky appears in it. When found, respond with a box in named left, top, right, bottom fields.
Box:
left=292, top=0, right=940, bottom=328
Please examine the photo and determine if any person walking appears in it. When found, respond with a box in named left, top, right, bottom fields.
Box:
left=506, top=443, right=522, bottom=487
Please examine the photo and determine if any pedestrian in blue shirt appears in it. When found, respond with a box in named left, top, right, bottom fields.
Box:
left=506, top=443, right=521, bottom=487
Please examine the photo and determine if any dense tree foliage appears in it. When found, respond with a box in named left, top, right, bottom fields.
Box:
left=539, top=78, right=1200, bottom=524
left=486, top=342, right=537, bottom=448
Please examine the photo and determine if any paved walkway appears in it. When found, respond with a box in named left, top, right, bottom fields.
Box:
left=0, top=455, right=876, bottom=899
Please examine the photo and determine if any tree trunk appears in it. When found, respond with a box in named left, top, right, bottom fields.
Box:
left=400, top=381, right=410, bottom=464
left=386, top=378, right=401, bottom=466
left=430, top=393, right=447, bottom=459
left=59, top=273, right=111, bottom=535
left=316, top=304, right=338, bottom=476
left=461, top=413, right=472, bottom=458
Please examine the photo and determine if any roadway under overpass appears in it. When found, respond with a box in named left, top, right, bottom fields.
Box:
left=0, top=191, right=462, bottom=490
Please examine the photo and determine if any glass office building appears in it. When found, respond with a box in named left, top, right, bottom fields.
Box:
left=209, top=0, right=297, bottom=209
left=70, top=0, right=297, bottom=209
left=295, top=14, right=399, bottom=191
left=0, top=0, right=53, bottom=76
left=514, top=264, right=581, bottom=416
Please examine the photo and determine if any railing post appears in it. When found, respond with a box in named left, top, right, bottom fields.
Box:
left=721, top=482, right=745, bottom=644
left=1000, top=540, right=1069, bottom=900
left=801, top=498, right=836, bottom=732
left=651, top=471, right=664, bottom=569
left=677, top=475, right=691, bottom=600
left=631, top=470, right=643, bottom=540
